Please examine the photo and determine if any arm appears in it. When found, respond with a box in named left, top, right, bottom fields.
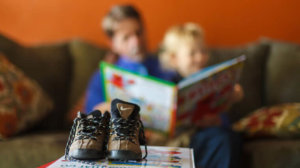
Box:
left=84, top=71, right=106, bottom=114
left=85, top=52, right=119, bottom=113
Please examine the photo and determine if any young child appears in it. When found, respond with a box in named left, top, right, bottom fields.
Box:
left=159, top=23, right=243, bottom=168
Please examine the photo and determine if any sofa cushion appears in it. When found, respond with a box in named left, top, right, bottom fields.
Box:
left=0, top=34, right=21, bottom=56
left=233, top=103, right=300, bottom=138
left=0, top=54, right=53, bottom=139
left=264, top=40, right=300, bottom=105
left=0, top=132, right=68, bottom=168
left=0, top=36, right=72, bottom=130
left=68, top=39, right=107, bottom=110
left=208, top=42, right=269, bottom=122
left=243, top=139, right=300, bottom=168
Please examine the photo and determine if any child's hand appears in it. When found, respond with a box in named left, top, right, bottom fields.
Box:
left=93, top=102, right=111, bottom=113
left=223, top=84, right=244, bottom=113
left=195, top=114, right=222, bottom=128
left=231, top=84, right=244, bottom=103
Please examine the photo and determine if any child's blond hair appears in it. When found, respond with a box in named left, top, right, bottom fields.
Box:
left=159, top=23, right=204, bottom=69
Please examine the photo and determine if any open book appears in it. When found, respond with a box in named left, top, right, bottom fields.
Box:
left=45, top=146, right=195, bottom=168
left=101, top=55, right=246, bottom=136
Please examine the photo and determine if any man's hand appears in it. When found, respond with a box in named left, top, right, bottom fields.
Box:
left=104, top=52, right=119, bottom=64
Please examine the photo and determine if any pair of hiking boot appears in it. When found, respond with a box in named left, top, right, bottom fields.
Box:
left=65, top=99, right=147, bottom=161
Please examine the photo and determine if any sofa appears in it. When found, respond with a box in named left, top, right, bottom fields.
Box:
left=0, top=34, right=299, bottom=168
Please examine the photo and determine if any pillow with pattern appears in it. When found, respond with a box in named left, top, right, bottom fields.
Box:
left=0, top=53, right=53, bottom=139
left=233, top=103, right=300, bottom=138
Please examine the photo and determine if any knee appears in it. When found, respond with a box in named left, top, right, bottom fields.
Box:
left=192, top=127, right=240, bottom=146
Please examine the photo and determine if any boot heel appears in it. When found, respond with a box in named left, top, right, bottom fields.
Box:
left=108, top=150, right=142, bottom=160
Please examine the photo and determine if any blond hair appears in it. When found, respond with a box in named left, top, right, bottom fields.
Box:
left=159, top=23, right=204, bottom=69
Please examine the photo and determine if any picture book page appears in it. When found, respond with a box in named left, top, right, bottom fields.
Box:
left=101, top=62, right=177, bottom=134
left=176, top=55, right=245, bottom=126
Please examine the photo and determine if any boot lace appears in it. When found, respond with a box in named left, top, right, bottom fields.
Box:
left=75, top=117, right=106, bottom=141
left=110, top=118, right=148, bottom=159
left=65, top=115, right=108, bottom=162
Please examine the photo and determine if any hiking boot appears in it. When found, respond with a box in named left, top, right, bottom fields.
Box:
left=65, top=110, right=110, bottom=160
left=107, top=99, right=147, bottom=160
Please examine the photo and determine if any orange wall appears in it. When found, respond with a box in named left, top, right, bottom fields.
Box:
left=0, top=0, right=299, bottom=50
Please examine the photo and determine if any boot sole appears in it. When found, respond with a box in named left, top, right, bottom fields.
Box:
left=70, top=149, right=105, bottom=160
left=108, top=150, right=142, bottom=161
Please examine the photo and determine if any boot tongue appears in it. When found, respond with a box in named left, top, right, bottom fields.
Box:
left=87, top=110, right=102, bottom=119
left=111, top=99, right=140, bottom=120
left=116, top=103, right=134, bottom=119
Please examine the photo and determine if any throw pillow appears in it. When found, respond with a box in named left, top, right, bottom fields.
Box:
left=0, top=53, right=53, bottom=139
left=233, top=103, right=300, bottom=138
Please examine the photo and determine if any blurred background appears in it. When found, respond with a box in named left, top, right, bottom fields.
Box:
left=1, top=1, right=300, bottom=168
left=0, top=0, right=299, bottom=50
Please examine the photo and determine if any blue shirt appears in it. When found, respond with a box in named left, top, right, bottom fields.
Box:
left=84, top=55, right=175, bottom=113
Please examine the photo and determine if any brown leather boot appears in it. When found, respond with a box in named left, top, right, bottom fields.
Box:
left=65, top=110, right=110, bottom=160
left=107, top=99, right=147, bottom=160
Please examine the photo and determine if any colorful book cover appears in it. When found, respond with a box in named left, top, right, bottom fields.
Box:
left=101, top=63, right=177, bottom=136
left=176, top=55, right=246, bottom=127
left=101, top=55, right=246, bottom=136
left=46, top=146, right=195, bottom=168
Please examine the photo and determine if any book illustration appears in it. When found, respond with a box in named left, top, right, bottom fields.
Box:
left=176, top=58, right=245, bottom=126
left=101, top=55, right=246, bottom=136
left=101, top=63, right=177, bottom=135
left=47, top=146, right=195, bottom=168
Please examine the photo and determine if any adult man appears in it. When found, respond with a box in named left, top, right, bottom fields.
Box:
left=85, top=5, right=171, bottom=113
